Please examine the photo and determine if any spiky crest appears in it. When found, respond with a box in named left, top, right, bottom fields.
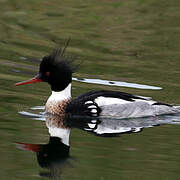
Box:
left=45, top=38, right=77, bottom=73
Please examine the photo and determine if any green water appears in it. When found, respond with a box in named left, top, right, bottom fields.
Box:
left=1, top=0, right=180, bottom=179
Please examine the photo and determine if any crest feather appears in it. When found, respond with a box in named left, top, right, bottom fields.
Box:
left=48, top=38, right=78, bottom=73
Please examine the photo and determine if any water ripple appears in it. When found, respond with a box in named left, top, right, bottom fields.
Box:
left=18, top=106, right=180, bottom=136
left=72, top=77, right=162, bottom=90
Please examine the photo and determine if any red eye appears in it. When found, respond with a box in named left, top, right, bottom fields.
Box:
left=45, top=72, right=50, bottom=76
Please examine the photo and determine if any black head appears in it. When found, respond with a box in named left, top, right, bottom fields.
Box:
left=16, top=39, right=77, bottom=92
left=39, top=42, right=77, bottom=91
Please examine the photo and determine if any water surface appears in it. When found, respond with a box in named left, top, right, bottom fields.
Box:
left=1, top=0, right=180, bottom=180
left=72, top=77, right=162, bottom=90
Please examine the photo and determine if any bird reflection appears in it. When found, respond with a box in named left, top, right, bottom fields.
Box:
left=16, top=114, right=71, bottom=179
left=16, top=112, right=180, bottom=178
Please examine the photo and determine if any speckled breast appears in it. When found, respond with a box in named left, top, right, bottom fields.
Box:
left=45, top=99, right=71, bottom=116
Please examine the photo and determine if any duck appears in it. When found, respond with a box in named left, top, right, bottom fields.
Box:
left=15, top=40, right=180, bottom=119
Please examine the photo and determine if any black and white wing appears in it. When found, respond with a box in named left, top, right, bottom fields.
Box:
left=65, top=90, right=149, bottom=117
left=65, top=94, right=101, bottom=117
left=65, top=90, right=177, bottom=118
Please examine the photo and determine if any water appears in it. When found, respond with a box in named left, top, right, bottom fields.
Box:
left=1, top=0, right=180, bottom=180
left=19, top=106, right=180, bottom=135
left=72, top=77, right=162, bottom=90
left=16, top=108, right=180, bottom=180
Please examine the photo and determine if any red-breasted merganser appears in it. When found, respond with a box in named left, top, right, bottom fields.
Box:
left=16, top=40, right=180, bottom=119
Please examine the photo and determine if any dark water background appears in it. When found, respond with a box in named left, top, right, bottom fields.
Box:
left=1, top=0, right=180, bottom=179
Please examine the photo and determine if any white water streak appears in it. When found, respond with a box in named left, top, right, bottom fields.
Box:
left=72, top=77, right=162, bottom=90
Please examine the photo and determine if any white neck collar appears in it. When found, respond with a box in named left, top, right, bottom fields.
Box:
left=48, top=83, right=72, bottom=102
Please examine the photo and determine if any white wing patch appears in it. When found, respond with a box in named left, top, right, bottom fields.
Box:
left=94, top=96, right=132, bottom=106
left=94, top=96, right=156, bottom=107
left=135, top=95, right=152, bottom=100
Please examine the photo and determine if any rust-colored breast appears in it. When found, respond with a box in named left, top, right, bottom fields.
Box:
left=45, top=99, right=71, bottom=116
